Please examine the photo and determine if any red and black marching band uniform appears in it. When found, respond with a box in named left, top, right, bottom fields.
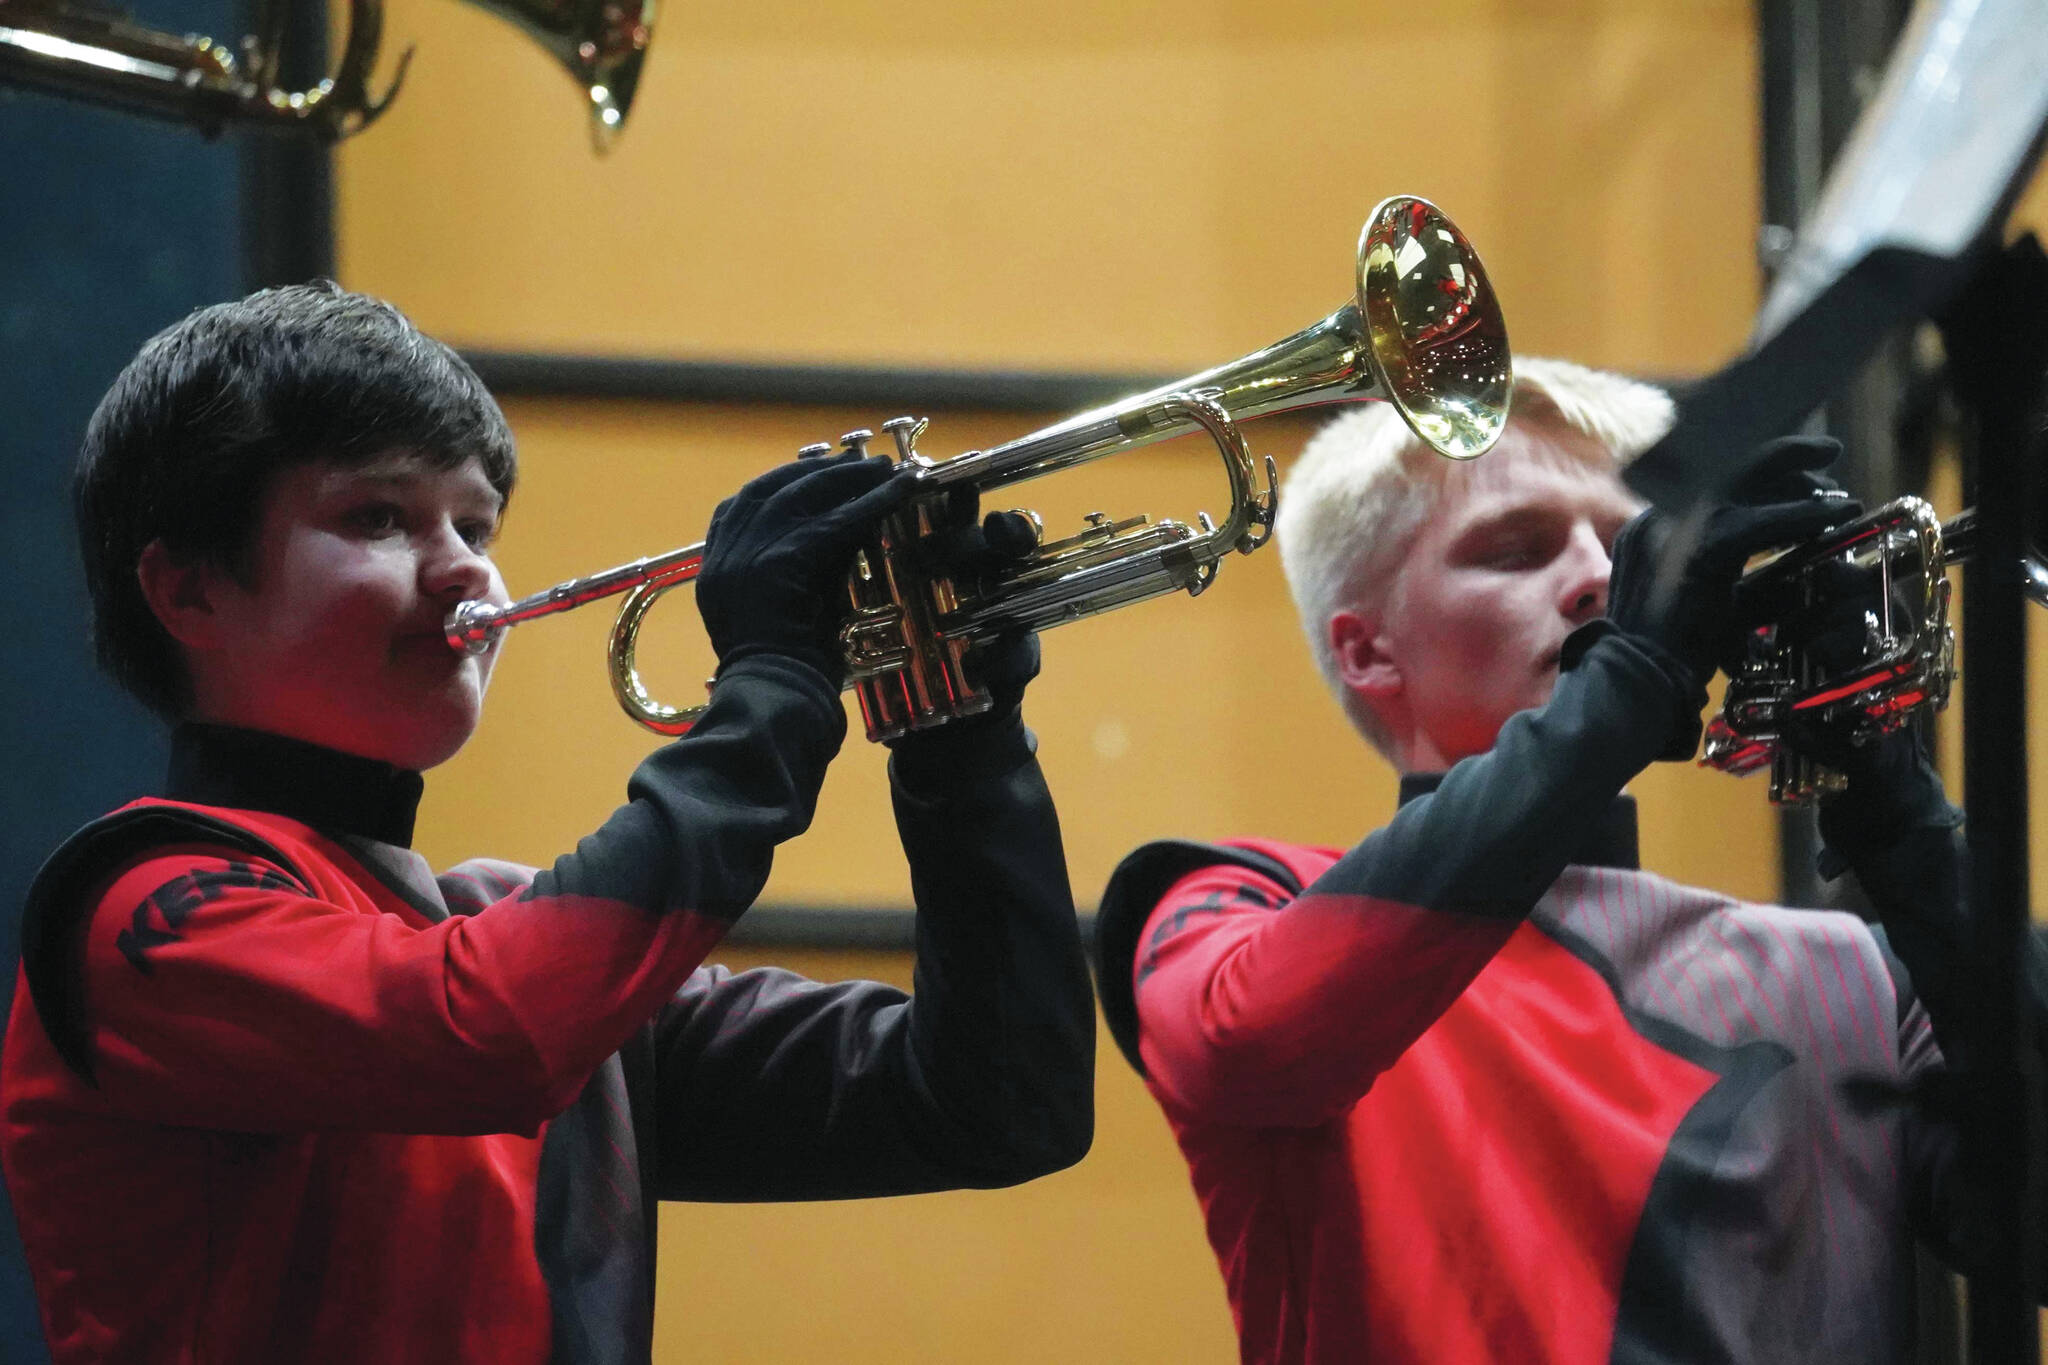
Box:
left=3, top=655, right=1093, bottom=1365
left=1095, top=623, right=2033, bottom=1365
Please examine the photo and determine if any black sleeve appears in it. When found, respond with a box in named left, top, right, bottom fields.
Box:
left=643, top=712, right=1093, bottom=1200
left=1815, top=746, right=2048, bottom=1073
left=1820, top=747, right=2048, bottom=1295
left=530, top=652, right=846, bottom=918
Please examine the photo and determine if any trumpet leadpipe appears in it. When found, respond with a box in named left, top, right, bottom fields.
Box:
left=445, top=544, right=704, bottom=654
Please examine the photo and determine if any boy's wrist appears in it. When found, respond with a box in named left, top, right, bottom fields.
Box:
left=888, top=710, right=1036, bottom=790
left=714, top=641, right=845, bottom=692
left=703, top=652, right=847, bottom=737
left=1562, top=621, right=1710, bottom=763
left=1817, top=743, right=1959, bottom=857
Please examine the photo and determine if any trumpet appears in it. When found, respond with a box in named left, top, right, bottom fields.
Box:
left=0, top=0, right=651, bottom=148
left=1701, top=497, right=2048, bottom=803
left=447, top=195, right=1512, bottom=742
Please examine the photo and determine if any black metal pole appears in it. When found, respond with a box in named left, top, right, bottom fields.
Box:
left=1959, top=388, right=2039, bottom=1365
left=1947, top=235, right=2048, bottom=1364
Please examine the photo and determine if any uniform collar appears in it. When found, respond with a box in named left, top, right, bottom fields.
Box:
left=1397, top=772, right=1640, bottom=871
left=165, top=723, right=423, bottom=848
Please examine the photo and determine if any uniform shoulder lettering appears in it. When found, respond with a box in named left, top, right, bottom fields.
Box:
left=22, top=805, right=308, bottom=1083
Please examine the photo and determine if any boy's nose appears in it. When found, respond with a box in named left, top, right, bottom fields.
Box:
left=422, top=527, right=496, bottom=603
left=1560, top=524, right=1611, bottom=625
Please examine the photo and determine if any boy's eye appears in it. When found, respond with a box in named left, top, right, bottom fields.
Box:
left=1480, top=538, right=1543, bottom=570
left=347, top=503, right=404, bottom=536
left=458, top=519, right=498, bottom=552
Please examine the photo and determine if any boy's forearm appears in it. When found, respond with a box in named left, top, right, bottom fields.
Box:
left=888, top=719, right=1094, bottom=1178
left=534, top=653, right=845, bottom=915
left=1817, top=750, right=1974, bottom=1043
left=1818, top=754, right=2048, bottom=1077
left=499, top=653, right=851, bottom=1091
left=639, top=721, right=1090, bottom=1198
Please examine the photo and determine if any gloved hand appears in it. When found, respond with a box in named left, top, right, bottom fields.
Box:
left=911, top=496, right=1041, bottom=584
left=1747, top=551, right=1896, bottom=683
left=1798, top=716, right=1957, bottom=872
left=1762, top=527, right=1955, bottom=857
left=888, top=490, right=1044, bottom=768
left=695, top=450, right=915, bottom=685
left=1603, top=435, right=1860, bottom=758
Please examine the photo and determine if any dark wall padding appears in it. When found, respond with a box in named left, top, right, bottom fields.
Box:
left=0, top=12, right=254, bottom=1348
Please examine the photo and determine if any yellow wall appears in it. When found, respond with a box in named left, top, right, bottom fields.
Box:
left=648, top=950, right=1237, bottom=1363
left=332, top=2, right=1801, bottom=1359
left=338, top=0, right=1760, bottom=377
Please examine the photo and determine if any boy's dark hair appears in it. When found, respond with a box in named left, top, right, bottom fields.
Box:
left=75, top=281, right=518, bottom=719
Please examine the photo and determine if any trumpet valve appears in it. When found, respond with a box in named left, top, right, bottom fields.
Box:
left=1081, top=511, right=1117, bottom=537
left=839, top=429, right=875, bottom=459
left=881, top=416, right=929, bottom=461
left=797, top=442, right=835, bottom=460
left=1039, top=511, right=1148, bottom=556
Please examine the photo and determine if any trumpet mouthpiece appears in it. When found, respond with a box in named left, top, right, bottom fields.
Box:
left=445, top=600, right=500, bottom=656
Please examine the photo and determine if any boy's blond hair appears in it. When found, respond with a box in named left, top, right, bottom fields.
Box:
left=1275, top=357, right=1676, bottom=755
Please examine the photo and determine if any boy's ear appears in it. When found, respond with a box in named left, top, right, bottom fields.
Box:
left=1330, top=608, right=1402, bottom=700
left=136, top=540, right=231, bottom=649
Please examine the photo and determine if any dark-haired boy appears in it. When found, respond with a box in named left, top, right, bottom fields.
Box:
left=3, top=282, right=1094, bottom=1365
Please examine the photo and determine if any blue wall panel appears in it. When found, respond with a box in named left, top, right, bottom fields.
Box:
left=0, top=17, right=247, bottom=1350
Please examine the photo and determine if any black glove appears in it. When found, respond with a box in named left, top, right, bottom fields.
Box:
left=695, top=451, right=915, bottom=684
left=1802, top=718, right=1958, bottom=875
left=910, top=495, right=1041, bottom=582
left=1603, top=435, right=1859, bottom=758
left=887, top=491, right=1044, bottom=772
left=1744, top=552, right=1893, bottom=682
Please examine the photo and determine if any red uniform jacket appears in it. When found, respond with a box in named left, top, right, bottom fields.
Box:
left=4, top=656, right=1092, bottom=1364
left=1096, top=627, right=2015, bottom=1364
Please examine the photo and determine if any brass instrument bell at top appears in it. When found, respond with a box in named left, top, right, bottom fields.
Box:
left=0, top=0, right=654, bottom=149
left=471, top=0, right=654, bottom=149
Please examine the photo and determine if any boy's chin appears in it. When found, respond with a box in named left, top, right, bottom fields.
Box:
left=392, top=704, right=483, bottom=771
left=323, top=698, right=481, bottom=772
left=393, top=730, right=476, bottom=772
left=306, top=721, right=476, bottom=773
left=204, top=681, right=481, bottom=771
left=391, top=670, right=490, bottom=769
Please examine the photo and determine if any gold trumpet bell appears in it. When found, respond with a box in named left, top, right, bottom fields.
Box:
left=466, top=0, right=654, bottom=150
left=1357, top=197, right=1512, bottom=460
